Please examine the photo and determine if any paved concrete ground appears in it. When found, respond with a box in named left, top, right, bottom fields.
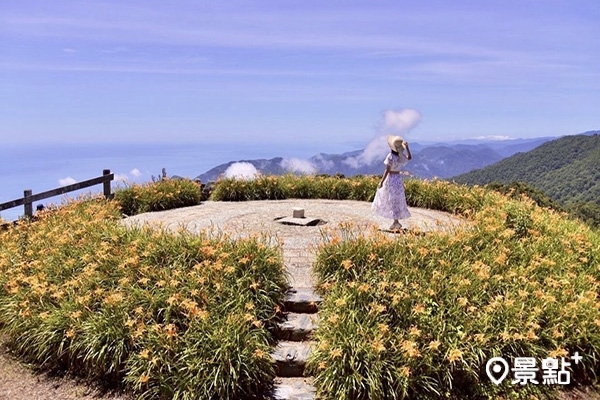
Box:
left=123, top=199, right=465, bottom=288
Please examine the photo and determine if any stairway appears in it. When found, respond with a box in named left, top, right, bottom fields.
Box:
left=271, top=287, right=321, bottom=400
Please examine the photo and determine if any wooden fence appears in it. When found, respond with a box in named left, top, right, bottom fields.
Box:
left=0, top=169, right=114, bottom=219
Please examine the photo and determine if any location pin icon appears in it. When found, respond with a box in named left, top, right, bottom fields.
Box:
left=486, top=357, right=509, bottom=385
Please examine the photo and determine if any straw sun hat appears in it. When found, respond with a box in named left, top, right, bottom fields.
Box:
left=387, top=135, right=406, bottom=152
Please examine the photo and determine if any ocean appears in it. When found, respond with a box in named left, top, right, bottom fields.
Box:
left=0, top=141, right=346, bottom=221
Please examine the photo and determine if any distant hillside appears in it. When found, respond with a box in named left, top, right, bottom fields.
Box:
left=195, top=137, right=552, bottom=183
left=407, top=145, right=504, bottom=178
left=452, top=133, right=600, bottom=205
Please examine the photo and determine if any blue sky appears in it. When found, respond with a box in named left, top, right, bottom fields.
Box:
left=1, top=0, right=599, bottom=148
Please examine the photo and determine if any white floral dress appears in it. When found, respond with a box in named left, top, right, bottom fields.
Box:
left=371, top=152, right=411, bottom=220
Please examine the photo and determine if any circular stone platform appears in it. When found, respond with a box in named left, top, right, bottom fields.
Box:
left=123, top=199, right=465, bottom=288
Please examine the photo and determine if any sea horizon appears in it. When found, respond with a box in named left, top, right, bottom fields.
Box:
left=0, top=140, right=357, bottom=221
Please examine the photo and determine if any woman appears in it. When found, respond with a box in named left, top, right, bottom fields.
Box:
left=371, top=135, right=412, bottom=230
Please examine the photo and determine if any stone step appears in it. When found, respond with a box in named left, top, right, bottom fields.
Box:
left=276, top=313, right=319, bottom=341
left=284, top=287, right=322, bottom=313
left=271, top=341, right=314, bottom=377
left=273, top=377, right=316, bottom=400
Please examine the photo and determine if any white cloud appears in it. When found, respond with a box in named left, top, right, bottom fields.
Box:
left=344, top=108, right=422, bottom=168
left=312, top=154, right=334, bottom=170
left=114, top=173, right=128, bottom=182
left=342, top=137, right=388, bottom=168
left=130, top=168, right=142, bottom=177
left=59, top=177, right=77, bottom=186
left=223, top=162, right=259, bottom=180
left=382, top=109, right=422, bottom=135
left=280, top=158, right=317, bottom=175
left=62, top=48, right=76, bottom=53
left=474, top=135, right=512, bottom=141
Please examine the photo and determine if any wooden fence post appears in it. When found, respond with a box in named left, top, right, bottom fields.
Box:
left=103, top=169, right=112, bottom=198
left=24, top=189, right=33, bottom=218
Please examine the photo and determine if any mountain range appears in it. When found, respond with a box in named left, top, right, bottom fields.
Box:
left=194, top=136, right=554, bottom=183
left=452, top=131, right=600, bottom=206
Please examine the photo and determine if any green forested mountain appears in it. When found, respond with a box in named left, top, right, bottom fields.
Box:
left=452, top=133, right=600, bottom=206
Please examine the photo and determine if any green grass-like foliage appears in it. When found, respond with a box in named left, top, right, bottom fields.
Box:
left=308, top=188, right=600, bottom=399
left=0, top=196, right=288, bottom=399
left=210, top=174, right=494, bottom=216
left=210, top=174, right=380, bottom=202
left=115, top=178, right=202, bottom=216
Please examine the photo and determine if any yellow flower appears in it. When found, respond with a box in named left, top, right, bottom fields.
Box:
left=474, top=334, right=487, bottom=344
left=549, top=348, right=569, bottom=358
left=399, top=366, right=411, bottom=377
left=249, top=281, right=260, bottom=290
left=139, top=373, right=150, bottom=384
left=371, top=340, right=386, bottom=353
left=103, top=292, right=124, bottom=305
left=330, top=348, right=343, bottom=359
left=400, top=340, right=421, bottom=358
left=38, top=311, right=50, bottom=320
left=253, top=349, right=267, bottom=359
left=341, top=259, right=353, bottom=271
left=412, top=303, right=426, bottom=314
left=526, top=330, right=539, bottom=341
left=139, top=349, right=150, bottom=359
left=164, top=323, right=177, bottom=339
left=428, top=340, right=441, bottom=350
left=447, top=348, right=463, bottom=363
left=197, top=310, right=210, bottom=321
left=378, top=323, right=390, bottom=334
left=19, top=308, right=31, bottom=318
left=239, top=256, right=251, bottom=265
left=408, top=326, right=422, bottom=337
left=494, top=253, right=507, bottom=265
left=252, top=320, right=264, bottom=328
left=552, top=328, right=564, bottom=339
left=369, top=302, right=386, bottom=314
left=166, top=294, right=180, bottom=306
left=334, top=298, right=347, bottom=307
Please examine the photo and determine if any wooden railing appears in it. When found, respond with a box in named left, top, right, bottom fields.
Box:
left=0, top=169, right=114, bottom=219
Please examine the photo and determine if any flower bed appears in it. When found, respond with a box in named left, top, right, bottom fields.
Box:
left=115, top=177, right=202, bottom=216
left=0, top=197, right=287, bottom=399
left=308, top=191, right=600, bottom=399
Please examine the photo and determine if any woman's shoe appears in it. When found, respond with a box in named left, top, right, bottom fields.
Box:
left=389, top=222, right=402, bottom=230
